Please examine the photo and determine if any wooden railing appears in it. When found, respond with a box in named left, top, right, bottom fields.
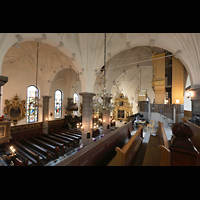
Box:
left=55, top=121, right=134, bottom=166
left=108, top=124, right=143, bottom=166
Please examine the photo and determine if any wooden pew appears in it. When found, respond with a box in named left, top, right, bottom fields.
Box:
left=13, top=141, right=43, bottom=165
left=14, top=157, right=23, bottom=166
left=182, top=118, right=200, bottom=152
left=67, top=128, right=82, bottom=135
left=169, top=118, right=200, bottom=166
left=143, top=121, right=170, bottom=166
left=50, top=132, right=78, bottom=147
left=2, top=143, right=29, bottom=166
left=23, top=139, right=51, bottom=160
left=55, top=130, right=80, bottom=142
left=30, top=137, right=59, bottom=157
left=108, top=124, right=143, bottom=166
left=37, top=135, right=65, bottom=153
left=59, top=129, right=82, bottom=139
left=158, top=122, right=170, bottom=166
left=42, top=134, right=72, bottom=150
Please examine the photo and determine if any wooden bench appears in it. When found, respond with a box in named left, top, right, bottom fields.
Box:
left=23, top=139, right=51, bottom=160
left=143, top=121, right=170, bottom=166
left=30, top=137, right=59, bottom=157
left=3, top=143, right=29, bottom=166
left=108, top=124, right=143, bottom=166
left=182, top=118, right=200, bottom=152
left=55, top=130, right=80, bottom=142
left=13, top=141, right=43, bottom=165
left=42, top=134, right=72, bottom=150
left=67, top=128, right=82, bottom=135
left=50, top=132, right=77, bottom=147
left=169, top=118, right=200, bottom=166
left=59, top=129, right=82, bottom=139
left=37, top=135, right=65, bottom=153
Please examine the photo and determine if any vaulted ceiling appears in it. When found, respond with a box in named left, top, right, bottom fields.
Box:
left=0, top=33, right=200, bottom=95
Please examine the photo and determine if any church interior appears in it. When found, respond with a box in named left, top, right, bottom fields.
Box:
left=0, top=33, right=199, bottom=166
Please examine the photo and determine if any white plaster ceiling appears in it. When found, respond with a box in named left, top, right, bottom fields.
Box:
left=0, top=33, right=200, bottom=95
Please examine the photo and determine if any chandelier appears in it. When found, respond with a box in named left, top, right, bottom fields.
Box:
left=97, top=33, right=113, bottom=111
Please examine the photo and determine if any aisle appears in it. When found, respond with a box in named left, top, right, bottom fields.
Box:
left=132, top=129, right=152, bottom=166
left=132, top=124, right=173, bottom=166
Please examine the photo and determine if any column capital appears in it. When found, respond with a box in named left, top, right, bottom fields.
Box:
left=42, top=95, right=52, bottom=99
left=0, top=75, right=8, bottom=87
left=79, top=92, right=96, bottom=98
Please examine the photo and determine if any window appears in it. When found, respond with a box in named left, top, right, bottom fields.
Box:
left=73, top=93, right=79, bottom=104
left=27, top=85, right=39, bottom=123
left=55, top=89, right=62, bottom=119
left=73, top=93, right=79, bottom=116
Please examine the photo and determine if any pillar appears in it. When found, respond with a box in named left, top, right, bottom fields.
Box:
left=102, top=110, right=110, bottom=134
left=42, top=96, right=51, bottom=134
left=102, top=96, right=112, bottom=134
left=172, top=57, right=184, bottom=104
left=79, top=92, right=95, bottom=146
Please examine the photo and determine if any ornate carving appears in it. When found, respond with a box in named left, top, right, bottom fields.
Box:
left=4, top=94, right=26, bottom=125
left=113, top=93, right=133, bottom=122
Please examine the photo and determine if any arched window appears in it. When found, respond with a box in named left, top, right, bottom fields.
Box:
left=27, top=85, right=39, bottom=123
left=73, top=93, right=79, bottom=104
left=55, top=89, right=62, bottom=119
left=73, top=93, right=79, bottom=116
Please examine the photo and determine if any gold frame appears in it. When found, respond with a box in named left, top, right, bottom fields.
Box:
left=113, top=93, right=133, bottom=122
left=4, top=94, right=26, bottom=126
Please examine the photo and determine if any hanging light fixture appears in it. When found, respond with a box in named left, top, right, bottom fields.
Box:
left=29, top=42, right=42, bottom=108
left=100, top=33, right=113, bottom=111
left=93, top=33, right=114, bottom=115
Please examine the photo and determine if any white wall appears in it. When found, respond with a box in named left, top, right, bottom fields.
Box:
left=1, top=51, right=43, bottom=125
left=184, top=75, right=192, bottom=111
left=1, top=46, right=82, bottom=125
left=49, top=68, right=82, bottom=119
left=110, top=66, right=154, bottom=114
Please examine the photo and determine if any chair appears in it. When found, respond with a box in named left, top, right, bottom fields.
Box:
left=146, top=120, right=155, bottom=133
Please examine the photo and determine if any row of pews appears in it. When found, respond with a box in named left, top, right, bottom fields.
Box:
left=1, top=128, right=81, bottom=166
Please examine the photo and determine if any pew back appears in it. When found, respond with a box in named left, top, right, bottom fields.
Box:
left=157, top=121, right=170, bottom=166
left=108, top=124, right=143, bottom=166
left=182, top=118, right=200, bottom=152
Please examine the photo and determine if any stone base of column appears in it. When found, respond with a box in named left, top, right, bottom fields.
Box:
left=102, top=110, right=110, bottom=134
left=43, top=121, right=48, bottom=134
